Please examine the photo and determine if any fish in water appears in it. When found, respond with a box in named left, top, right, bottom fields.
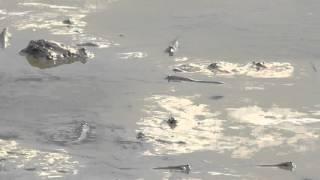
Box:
left=165, top=39, right=179, bottom=56
left=257, top=161, right=296, bottom=171
left=136, top=132, right=147, bottom=140
left=167, top=116, right=178, bottom=129
left=210, top=95, right=224, bottom=100
left=62, top=18, right=74, bottom=25
left=70, top=121, right=90, bottom=144
left=310, top=62, right=317, bottom=72
left=153, top=164, right=191, bottom=174
left=0, top=27, right=11, bottom=49
left=76, top=42, right=100, bottom=47
left=252, top=61, right=267, bottom=71
left=165, top=75, right=224, bottom=84
left=207, top=63, right=231, bottom=73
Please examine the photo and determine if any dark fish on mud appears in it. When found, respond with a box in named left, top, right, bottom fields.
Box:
left=166, top=75, right=224, bottom=84
left=165, top=39, right=179, bottom=56
left=153, top=164, right=191, bottom=174
left=257, top=161, right=296, bottom=171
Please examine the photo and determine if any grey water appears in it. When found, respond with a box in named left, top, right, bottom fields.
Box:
left=0, top=0, right=320, bottom=179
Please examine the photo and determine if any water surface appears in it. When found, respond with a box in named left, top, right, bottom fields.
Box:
left=0, top=0, right=320, bottom=179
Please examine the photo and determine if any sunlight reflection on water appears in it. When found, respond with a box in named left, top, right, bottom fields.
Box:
left=0, top=0, right=119, bottom=48
left=0, top=139, right=78, bottom=178
left=118, top=52, right=148, bottom=59
left=137, top=95, right=223, bottom=155
left=138, top=95, right=320, bottom=158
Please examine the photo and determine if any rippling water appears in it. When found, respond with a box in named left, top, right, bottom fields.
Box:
left=0, top=0, right=320, bottom=179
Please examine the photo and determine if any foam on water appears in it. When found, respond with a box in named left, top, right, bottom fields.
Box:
left=18, top=2, right=78, bottom=10
left=118, top=52, right=148, bottom=59
left=172, top=58, right=294, bottom=78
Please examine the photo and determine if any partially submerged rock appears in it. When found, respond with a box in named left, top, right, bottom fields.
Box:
left=20, top=39, right=93, bottom=69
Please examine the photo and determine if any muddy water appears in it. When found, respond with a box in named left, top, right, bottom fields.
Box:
left=0, top=0, right=320, bottom=179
